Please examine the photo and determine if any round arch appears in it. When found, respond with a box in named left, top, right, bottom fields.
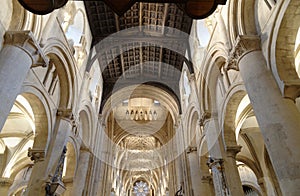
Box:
left=43, top=38, right=78, bottom=109
left=101, top=84, right=180, bottom=125
left=269, top=0, right=300, bottom=99
left=221, top=83, right=247, bottom=148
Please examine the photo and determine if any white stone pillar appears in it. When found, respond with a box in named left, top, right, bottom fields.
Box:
left=0, top=31, right=48, bottom=131
left=186, top=147, right=202, bottom=196
left=223, top=146, right=244, bottom=196
left=71, top=148, right=91, bottom=196
left=25, top=110, right=72, bottom=196
left=231, top=35, right=300, bottom=195
left=207, top=159, right=227, bottom=196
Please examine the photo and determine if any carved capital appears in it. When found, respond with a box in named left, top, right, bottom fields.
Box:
left=226, top=145, right=242, bottom=158
left=28, top=148, right=45, bottom=163
left=207, top=157, right=223, bottom=170
left=201, top=175, right=212, bottom=183
left=0, top=178, right=13, bottom=186
left=199, top=111, right=211, bottom=126
left=186, top=146, right=197, bottom=154
left=4, top=31, right=49, bottom=67
left=226, top=35, right=261, bottom=71
left=282, top=79, right=300, bottom=100
left=57, top=108, right=73, bottom=119
left=188, top=73, right=196, bottom=82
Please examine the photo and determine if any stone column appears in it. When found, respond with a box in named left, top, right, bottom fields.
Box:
left=71, top=148, right=91, bottom=196
left=207, top=158, right=228, bottom=196
left=200, top=112, right=227, bottom=196
left=228, top=35, right=300, bottom=195
left=200, top=175, right=214, bottom=196
left=0, top=31, right=48, bottom=131
left=223, top=145, right=244, bottom=196
left=186, top=146, right=202, bottom=196
left=25, top=110, right=72, bottom=196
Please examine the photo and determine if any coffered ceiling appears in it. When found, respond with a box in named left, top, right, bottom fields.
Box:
left=85, top=1, right=195, bottom=112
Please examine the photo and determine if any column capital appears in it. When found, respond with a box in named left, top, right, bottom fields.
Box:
left=188, top=73, right=196, bottom=82
left=28, top=148, right=45, bottom=163
left=282, top=79, right=300, bottom=100
left=199, top=111, right=211, bottom=126
left=4, top=31, right=49, bottom=67
left=226, top=35, right=261, bottom=71
left=201, top=175, right=212, bottom=183
left=207, top=157, right=223, bottom=170
left=186, top=146, right=197, bottom=154
left=57, top=108, right=74, bottom=119
left=226, top=145, right=242, bottom=158
left=174, top=115, right=182, bottom=128
left=0, top=178, right=13, bottom=187
left=80, top=146, right=91, bottom=153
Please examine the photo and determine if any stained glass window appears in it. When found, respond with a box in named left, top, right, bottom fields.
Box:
left=133, top=181, right=149, bottom=196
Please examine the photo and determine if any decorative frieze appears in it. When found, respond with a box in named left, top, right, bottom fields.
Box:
left=4, top=31, right=49, bottom=68
left=226, top=35, right=261, bottom=71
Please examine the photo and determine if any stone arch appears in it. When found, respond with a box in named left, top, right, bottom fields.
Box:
left=228, top=0, right=257, bottom=45
left=9, top=0, right=42, bottom=39
left=101, top=85, right=180, bottom=125
left=236, top=161, right=263, bottom=195
left=65, top=9, right=86, bottom=46
left=269, top=0, right=300, bottom=99
left=64, top=138, right=78, bottom=178
left=200, top=44, right=227, bottom=113
left=0, top=89, right=51, bottom=193
left=20, top=84, right=52, bottom=151
left=221, top=84, right=247, bottom=148
left=43, top=39, right=78, bottom=109
left=21, top=92, right=50, bottom=151
left=180, top=66, right=193, bottom=111
left=185, top=106, right=200, bottom=148
left=78, top=103, right=94, bottom=148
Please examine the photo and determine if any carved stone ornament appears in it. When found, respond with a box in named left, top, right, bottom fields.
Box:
left=199, top=111, right=211, bottom=126
left=226, top=35, right=261, bottom=71
left=283, top=79, right=300, bottom=100
left=56, top=108, right=73, bottom=119
left=4, top=31, right=49, bottom=68
left=186, top=146, right=197, bottom=154
left=0, top=178, right=13, bottom=186
left=225, top=145, right=242, bottom=158
left=201, top=175, right=212, bottom=183
left=28, top=147, right=45, bottom=163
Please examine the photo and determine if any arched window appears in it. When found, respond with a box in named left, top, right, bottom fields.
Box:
left=182, top=70, right=191, bottom=108
left=133, top=181, right=150, bottom=196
